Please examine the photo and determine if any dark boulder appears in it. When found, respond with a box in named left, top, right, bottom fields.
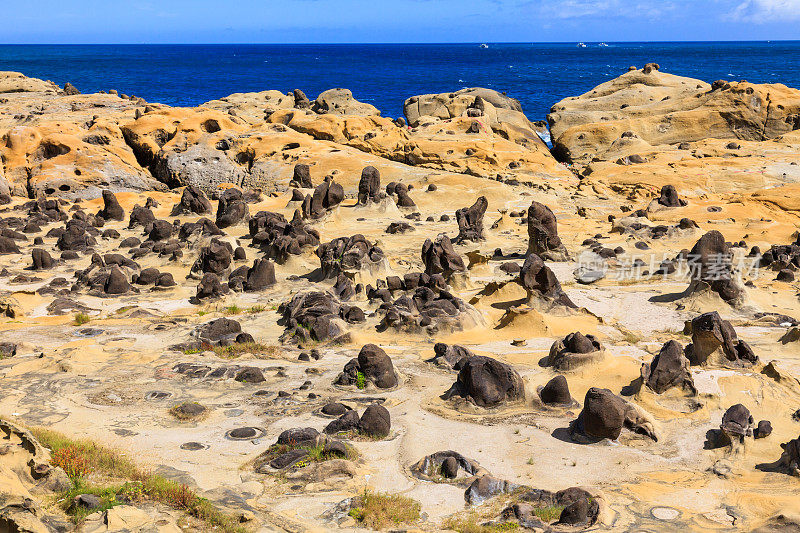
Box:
left=358, top=403, right=391, bottom=438
left=539, top=375, right=573, bottom=405
left=520, top=253, right=575, bottom=308
left=216, top=188, right=249, bottom=228
left=640, top=340, right=696, bottom=394
left=527, top=201, right=568, bottom=260
left=103, top=267, right=131, bottom=295
left=357, top=166, right=382, bottom=204
left=571, top=387, right=656, bottom=442
left=421, top=234, right=465, bottom=278
left=292, top=164, right=313, bottom=188
left=686, top=230, right=743, bottom=305
left=148, top=220, right=173, bottom=241
left=30, top=248, right=54, bottom=270
left=243, top=258, right=276, bottom=291
left=336, top=344, right=398, bottom=389
left=317, top=234, right=385, bottom=279
left=455, top=196, right=488, bottom=243
left=192, top=239, right=233, bottom=276
left=657, top=185, right=687, bottom=207
left=444, top=355, right=525, bottom=407
left=685, top=311, right=757, bottom=367
left=97, top=190, right=124, bottom=221
left=430, top=343, right=473, bottom=369
left=195, top=273, right=227, bottom=301
left=547, top=332, right=603, bottom=370
left=171, top=185, right=212, bottom=216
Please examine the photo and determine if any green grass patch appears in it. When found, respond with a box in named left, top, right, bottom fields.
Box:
left=73, top=312, right=90, bottom=326
left=223, top=304, right=243, bottom=316
left=355, top=371, right=367, bottom=390
left=532, top=505, right=565, bottom=522
left=247, top=305, right=266, bottom=314
left=347, top=489, right=421, bottom=530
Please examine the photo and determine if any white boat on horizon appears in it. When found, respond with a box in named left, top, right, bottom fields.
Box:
left=599, top=42, right=609, bottom=47
left=479, top=43, right=489, bottom=49
left=577, top=42, right=587, bottom=48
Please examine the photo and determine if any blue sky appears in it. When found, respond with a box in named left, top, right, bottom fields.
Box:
left=4, top=0, right=800, bottom=43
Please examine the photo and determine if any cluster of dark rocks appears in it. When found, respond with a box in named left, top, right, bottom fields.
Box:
left=249, top=209, right=320, bottom=263
left=323, top=402, right=391, bottom=439
left=278, top=291, right=364, bottom=344
left=256, top=427, right=351, bottom=472
left=372, top=271, right=474, bottom=333
left=316, top=235, right=385, bottom=279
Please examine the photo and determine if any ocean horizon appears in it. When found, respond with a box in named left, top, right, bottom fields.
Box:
left=2, top=41, right=799, bottom=121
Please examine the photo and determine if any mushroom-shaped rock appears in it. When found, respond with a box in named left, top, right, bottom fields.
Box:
left=685, top=311, right=757, bottom=367
left=639, top=340, right=696, bottom=394
left=216, top=188, right=249, bottom=228
left=571, top=387, right=657, bottom=442
left=527, top=201, right=568, bottom=260
left=97, top=190, right=124, bottom=221
left=422, top=234, right=466, bottom=279
left=336, top=344, right=398, bottom=389
left=686, top=230, right=743, bottom=305
left=103, top=267, right=131, bottom=295
left=444, top=355, right=525, bottom=407
left=171, top=185, right=212, bottom=216
left=455, top=196, right=488, bottom=243
left=721, top=403, right=755, bottom=442
left=520, top=254, right=575, bottom=308
left=538, top=375, right=574, bottom=405
left=243, top=258, right=276, bottom=291
left=357, top=166, right=382, bottom=205
left=547, top=332, right=604, bottom=370
left=656, top=185, right=686, bottom=207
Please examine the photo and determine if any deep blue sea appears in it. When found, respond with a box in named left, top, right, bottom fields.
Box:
left=1, top=42, right=798, bottom=121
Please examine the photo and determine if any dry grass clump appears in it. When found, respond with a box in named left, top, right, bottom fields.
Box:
left=347, top=489, right=421, bottom=529
left=31, top=427, right=244, bottom=531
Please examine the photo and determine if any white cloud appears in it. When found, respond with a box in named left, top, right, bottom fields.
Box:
left=729, top=0, right=800, bottom=21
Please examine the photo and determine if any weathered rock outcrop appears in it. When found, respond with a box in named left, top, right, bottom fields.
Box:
left=549, top=67, right=800, bottom=164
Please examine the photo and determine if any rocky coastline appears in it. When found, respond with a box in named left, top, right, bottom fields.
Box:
left=1, top=64, right=800, bottom=532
